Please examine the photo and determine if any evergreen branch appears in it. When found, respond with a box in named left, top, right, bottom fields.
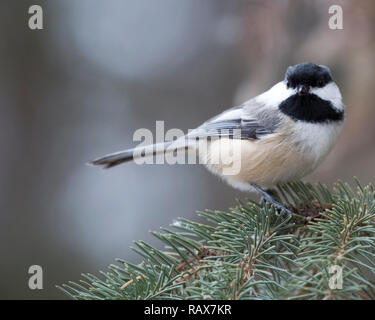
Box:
left=59, top=179, right=375, bottom=300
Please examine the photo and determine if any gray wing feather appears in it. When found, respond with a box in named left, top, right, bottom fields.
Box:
left=188, top=100, right=280, bottom=140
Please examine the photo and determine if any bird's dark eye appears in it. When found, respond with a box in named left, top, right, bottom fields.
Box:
left=286, top=81, right=290, bottom=88
left=317, top=79, right=325, bottom=87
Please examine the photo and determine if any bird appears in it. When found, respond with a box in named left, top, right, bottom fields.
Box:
left=90, top=62, right=345, bottom=214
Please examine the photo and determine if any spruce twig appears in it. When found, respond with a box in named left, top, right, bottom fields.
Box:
left=58, top=179, right=375, bottom=300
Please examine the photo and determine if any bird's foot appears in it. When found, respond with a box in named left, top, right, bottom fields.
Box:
left=251, top=184, right=292, bottom=215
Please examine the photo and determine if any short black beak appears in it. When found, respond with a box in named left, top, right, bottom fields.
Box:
left=297, top=84, right=310, bottom=96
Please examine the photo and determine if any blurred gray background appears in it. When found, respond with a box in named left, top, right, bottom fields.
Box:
left=1, top=0, right=374, bottom=299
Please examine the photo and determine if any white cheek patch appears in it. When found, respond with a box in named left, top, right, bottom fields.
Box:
left=311, top=82, right=344, bottom=111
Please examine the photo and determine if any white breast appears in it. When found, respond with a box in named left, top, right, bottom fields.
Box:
left=291, top=121, right=343, bottom=168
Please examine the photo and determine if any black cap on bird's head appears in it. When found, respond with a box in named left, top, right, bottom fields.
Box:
left=285, top=62, right=333, bottom=96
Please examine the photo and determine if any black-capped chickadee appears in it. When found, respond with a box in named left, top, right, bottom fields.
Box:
left=91, top=62, right=344, bottom=214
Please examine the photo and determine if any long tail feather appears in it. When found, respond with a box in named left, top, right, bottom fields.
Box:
left=89, top=141, right=175, bottom=169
